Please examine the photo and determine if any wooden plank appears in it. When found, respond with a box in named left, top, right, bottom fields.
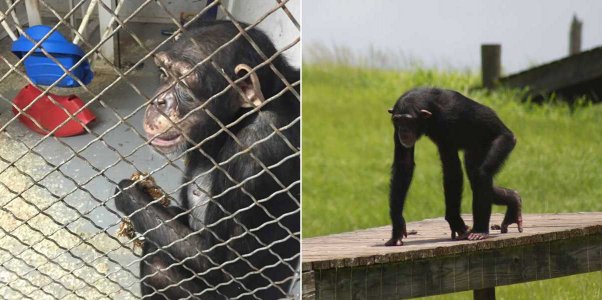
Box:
left=303, top=213, right=602, bottom=271
left=452, top=254, right=470, bottom=292
left=473, top=287, right=495, bottom=300
left=317, top=268, right=336, bottom=299
left=396, top=261, right=413, bottom=299
left=492, top=246, right=523, bottom=286
left=520, top=243, right=550, bottom=282
left=308, top=233, right=602, bottom=299
left=366, top=264, right=383, bottom=299
left=302, top=271, right=315, bottom=300
left=410, top=259, right=428, bottom=297
left=500, top=47, right=602, bottom=93
left=438, top=256, right=460, bottom=294
left=349, top=266, right=367, bottom=300
left=303, top=213, right=602, bottom=299
left=381, top=263, right=398, bottom=299
left=588, top=234, right=602, bottom=271
left=467, top=250, right=496, bottom=291
left=334, top=267, right=352, bottom=299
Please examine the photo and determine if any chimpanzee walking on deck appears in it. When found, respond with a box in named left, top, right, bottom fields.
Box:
left=386, top=88, right=522, bottom=246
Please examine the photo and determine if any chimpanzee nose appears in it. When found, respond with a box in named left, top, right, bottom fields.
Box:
left=153, top=91, right=173, bottom=108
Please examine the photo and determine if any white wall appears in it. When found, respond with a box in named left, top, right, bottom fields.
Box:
left=226, top=0, right=301, bottom=67
left=31, top=0, right=300, bottom=67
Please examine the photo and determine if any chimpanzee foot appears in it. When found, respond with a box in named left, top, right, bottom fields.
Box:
left=386, top=218, right=412, bottom=246
left=384, top=237, right=403, bottom=246
left=492, top=218, right=523, bottom=233
left=451, top=225, right=470, bottom=240
left=455, top=229, right=488, bottom=241
left=384, top=229, right=418, bottom=246
left=491, top=190, right=523, bottom=233
left=467, top=232, right=489, bottom=240
left=385, top=230, right=406, bottom=246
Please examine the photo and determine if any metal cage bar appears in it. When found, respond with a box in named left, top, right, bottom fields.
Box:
left=0, top=0, right=300, bottom=298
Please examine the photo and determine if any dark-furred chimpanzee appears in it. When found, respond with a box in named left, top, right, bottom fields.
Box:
left=385, top=88, right=522, bottom=246
left=114, top=21, right=299, bottom=299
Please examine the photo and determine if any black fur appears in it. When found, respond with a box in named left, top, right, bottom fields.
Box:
left=387, top=88, right=520, bottom=245
left=115, top=21, right=299, bottom=299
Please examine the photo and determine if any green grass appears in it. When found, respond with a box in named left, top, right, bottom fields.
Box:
left=302, top=64, right=602, bottom=299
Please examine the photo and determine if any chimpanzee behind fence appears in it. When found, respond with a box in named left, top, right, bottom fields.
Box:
left=114, top=20, right=300, bottom=299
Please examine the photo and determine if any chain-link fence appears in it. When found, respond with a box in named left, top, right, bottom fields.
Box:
left=0, top=0, right=300, bottom=298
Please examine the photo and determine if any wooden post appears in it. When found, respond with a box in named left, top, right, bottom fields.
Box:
left=24, top=0, right=42, bottom=26
left=481, top=44, right=501, bottom=89
left=96, top=0, right=120, bottom=67
left=569, top=14, right=582, bottom=55
left=474, top=287, right=496, bottom=300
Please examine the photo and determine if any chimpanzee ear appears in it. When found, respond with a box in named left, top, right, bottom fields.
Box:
left=235, top=64, right=265, bottom=108
left=419, top=109, right=432, bottom=119
left=387, top=108, right=394, bottom=114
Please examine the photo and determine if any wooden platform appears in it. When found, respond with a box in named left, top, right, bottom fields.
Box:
left=302, top=213, right=602, bottom=299
left=500, top=46, right=602, bottom=101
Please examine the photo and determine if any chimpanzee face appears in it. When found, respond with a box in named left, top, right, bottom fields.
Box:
left=393, top=114, right=419, bottom=148
left=389, top=109, right=432, bottom=148
left=143, top=51, right=202, bottom=155
left=143, top=50, right=265, bottom=155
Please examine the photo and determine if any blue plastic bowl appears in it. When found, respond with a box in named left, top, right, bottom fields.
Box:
left=11, top=25, right=93, bottom=87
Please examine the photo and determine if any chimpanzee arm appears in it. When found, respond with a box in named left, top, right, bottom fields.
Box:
left=439, top=146, right=468, bottom=239
left=385, top=133, right=415, bottom=246
left=114, top=179, right=210, bottom=271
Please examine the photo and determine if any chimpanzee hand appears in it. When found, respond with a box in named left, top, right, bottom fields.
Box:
left=114, top=179, right=154, bottom=216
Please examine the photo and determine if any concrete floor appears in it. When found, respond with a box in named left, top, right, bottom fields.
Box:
left=0, top=23, right=189, bottom=225
left=0, top=22, right=185, bottom=299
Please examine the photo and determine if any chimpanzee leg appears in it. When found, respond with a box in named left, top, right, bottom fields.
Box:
left=482, top=133, right=520, bottom=234
left=480, top=134, right=516, bottom=175
left=439, top=146, right=468, bottom=239
left=140, top=244, right=202, bottom=299
left=491, top=187, right=523, bottom=233
left=466, top=162, right=494, bottom=239
left=465, top=134, right=517, bottom=240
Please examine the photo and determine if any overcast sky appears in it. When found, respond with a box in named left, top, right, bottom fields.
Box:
left=302, top=0, right=602, bottom=73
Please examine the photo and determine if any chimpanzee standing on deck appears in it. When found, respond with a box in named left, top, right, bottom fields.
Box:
left=385, top=88, right=522, bottom=246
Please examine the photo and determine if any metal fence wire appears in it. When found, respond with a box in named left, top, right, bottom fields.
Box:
left=0, top=0, right=300, bottom=299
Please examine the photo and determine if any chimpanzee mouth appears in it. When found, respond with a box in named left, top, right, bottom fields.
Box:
left=148, top=132, right=182, bottom=148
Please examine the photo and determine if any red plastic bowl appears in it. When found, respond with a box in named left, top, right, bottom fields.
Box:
left=12, top=84, right=96, bottom=137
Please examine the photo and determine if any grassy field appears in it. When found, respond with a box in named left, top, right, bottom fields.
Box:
left=302, top=64, right=602, bottom=299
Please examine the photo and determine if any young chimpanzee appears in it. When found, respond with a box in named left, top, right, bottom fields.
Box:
left=385, top=88, right=522, bottom=246
left=114, top=21, right=299, bottom=298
